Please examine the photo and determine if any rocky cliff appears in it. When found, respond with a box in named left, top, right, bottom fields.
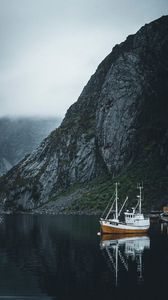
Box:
left=0, top=117, right=60, bottom=176
left=1, top=16, right=168, bottom=212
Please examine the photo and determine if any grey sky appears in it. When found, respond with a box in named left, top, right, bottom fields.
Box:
left=0, top=0, right=168, bottom=118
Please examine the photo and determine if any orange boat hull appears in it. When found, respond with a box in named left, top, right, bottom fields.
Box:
left=101, top=224, right=149, bottom=234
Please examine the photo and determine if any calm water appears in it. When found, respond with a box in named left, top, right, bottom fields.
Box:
left=0, top=215, right=167, bottom=300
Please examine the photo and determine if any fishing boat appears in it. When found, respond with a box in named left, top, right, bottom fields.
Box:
left=100, top=183, right=150, bottom=234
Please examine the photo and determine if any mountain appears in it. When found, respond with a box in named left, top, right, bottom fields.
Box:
left=0, top=16, right=168, bottom=213
left=0, top=117, right=61, bottom=176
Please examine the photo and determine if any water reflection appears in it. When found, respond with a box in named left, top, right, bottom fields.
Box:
left=0, top=215, right=167, bottom=300
left=0, top=215, right=100, bottom=300
left=160, top=221, right=168, bottom=234
left=0, top=215, right=54, bottom=299
left=100, top=234, right=150, bottom=286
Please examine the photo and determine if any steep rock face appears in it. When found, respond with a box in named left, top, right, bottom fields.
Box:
left=96, top=17, right=168, bottom=173
left=0, top=16, right=168, bottom=211
left=96, top=52, right=143, bottom=172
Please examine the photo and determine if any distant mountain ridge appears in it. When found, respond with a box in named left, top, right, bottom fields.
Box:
left=0, top=117, right=61, bottom=176
left=0, top=16, right=168, bottom=213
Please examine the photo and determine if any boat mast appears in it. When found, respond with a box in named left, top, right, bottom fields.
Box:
left=138, top=183, right=143, bottom=214
left=115, top=182, right=118, bottom=220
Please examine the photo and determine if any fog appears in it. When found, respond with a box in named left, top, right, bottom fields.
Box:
left=0, top=0, right=167, bottom=118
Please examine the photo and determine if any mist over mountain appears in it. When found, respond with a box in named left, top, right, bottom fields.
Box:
left=0, top=117, right=61, bottom=176
left=0, top=16, right=168, bottom=213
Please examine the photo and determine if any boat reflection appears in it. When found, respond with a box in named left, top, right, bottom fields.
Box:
left=100, top=233, right=150, bottom=286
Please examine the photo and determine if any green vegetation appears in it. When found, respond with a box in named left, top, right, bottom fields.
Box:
left=61, top=156, right=168, bottom=214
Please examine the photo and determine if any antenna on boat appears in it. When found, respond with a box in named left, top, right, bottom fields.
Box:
left=115, top=182, right=119, bottom=220
left=137, top=182, right=143, bottom=214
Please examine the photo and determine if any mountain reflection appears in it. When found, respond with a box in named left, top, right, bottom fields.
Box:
left=0, top=215, right=162, bottom=300
left=100, top=234, right=150, bottom=286
left=0, top=214, right=101, bottom=299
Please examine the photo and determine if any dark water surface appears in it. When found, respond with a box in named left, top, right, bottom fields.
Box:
left=0, top=215, right=167, bottom=300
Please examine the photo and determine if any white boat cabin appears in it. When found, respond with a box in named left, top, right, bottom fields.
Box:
left=124, top=209, right=148, bottom=226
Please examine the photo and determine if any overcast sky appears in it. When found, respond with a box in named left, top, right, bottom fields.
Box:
left=0, top=0, right=168, bottom=118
